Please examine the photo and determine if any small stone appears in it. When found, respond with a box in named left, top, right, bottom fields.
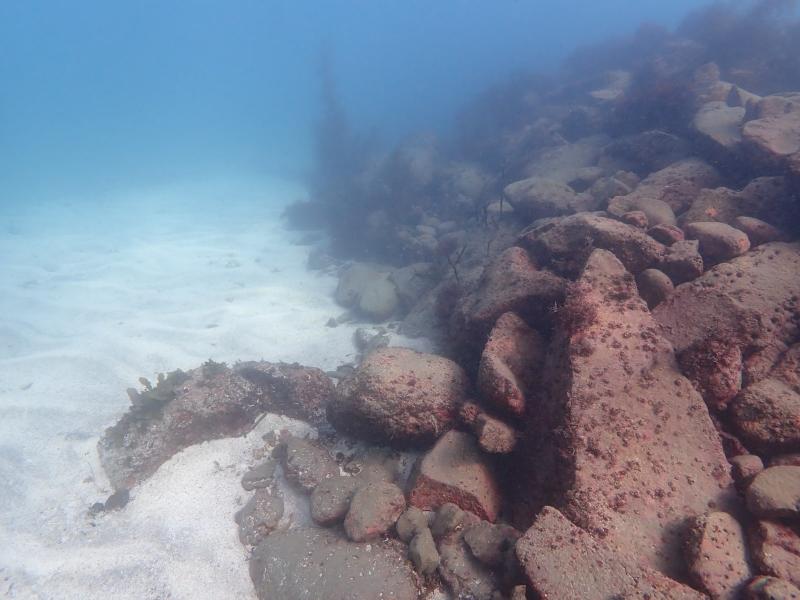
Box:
left=310, top=475, right=360, bottom=526
left=621, top=210, right=649, bottom=229
left=235, top=487, right=284, bottom=546
left=475, top=413, right=518, bottom=454
left=660, top=239, right=704, bottom=284
left=241, top=459, right=277, bottom=491
left=749, top=519, right=800, bottom=588
left=396, top=507, right=430, bottom=543
left=431, top=503, right=466, bottom=540
left=637, top=268, right=674, bottom=309
left=730, top=454, right=764, bottom=490
left=463, top=520, right=520, bottom=568
left=746, top=466, right=800, bottom=519
left=734, top=216, right=789, bottom=246
left=104, top=488, right=130, bottom=511
left=282, top=436, right=339, bottom=493
left=649, top=224, right=685, bottom=245
left=409, top=528, right=440, bottom=576
left=344, top=481, right=406, bottom=542
left=744, top=576, right=800, bottom=599
left=684, top=221, right=751, bottom=264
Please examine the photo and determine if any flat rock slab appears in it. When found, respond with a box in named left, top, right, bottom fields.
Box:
left=408, top=430, right=501, bottom=522
left=250, top=528, right=419, bottom=600
left=516, top=249, right=733, bottom=578
left=99, top=361, right=333, bottom=490
left=516, top=507, right=706, bottom=600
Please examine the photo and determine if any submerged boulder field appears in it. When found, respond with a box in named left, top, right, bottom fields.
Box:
left=95, top=7, right=800, bottom=599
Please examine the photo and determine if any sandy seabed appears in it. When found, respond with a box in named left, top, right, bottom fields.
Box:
left=0, top=176, right=421, bottom=599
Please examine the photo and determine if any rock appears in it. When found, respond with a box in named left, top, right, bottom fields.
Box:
left=735, top=216, right=789, bottom=247
left=242, top=460, right=277, bottom=491
left=510, top=585, right=528, bottom=600
left=344, top=481, right=407, bottom=542
left=389, top=263, right=435, bottom=311
left=103, top=489, right=130, bottom=511
left=328, top=347, right=468, bottom=447
left=684, top=221, right=751, bottom=264
left=431, top=503, right=468, bottom=540
left=693, top=101, right=746, bottom=149
left=408, top=431, right=502, bottom=522
left=249, top=528, right=419, bottom=600
left=408, top=528, right=440, bottom=576
left=396, top=507, right=430, bottom=543
left=438, top=519, right=499, bottom=600
left=746, top=466, right=800, bottom=520
left=335, top=263, right=399, bottom=321
left=678, top=337, right=743, bottom=411
left=343, top=446, right=402, bottom=483
left=743, top=106, right=800, bottom=167
left=519, top=213, right=666, bottom=277
left=452, top=246, right=567, bottom=344
left=463, top=520, right=520, bottom=568
left=310, top=475, right=360, bottom=526
left=653, top=243, right=800, bottom=362
left=684, top=512, right=752, bottom=600
left=749, top=520, right=800, bottom=588
left=523, top=135, right=609, bottom=183
left=486, top=199, right=515, bottom=217
left=515, top=506, right=706, bottom=600
left=477, top=312, right=544, bottom=416
left=620, top=209, right=649, bottom=229
left=730, top=455, right=765, bottom=490
left=649, top=223, right=686, bottom=245
left=515, top=250, right=734, bottom=578
left=474, top=413, right=518, bottom=455
left=731, top=379, right=800, bottom=455
left=772, top=455, right=800, bottom=468
left=608, top=196, right=677, bottom=227
left=99, top=361, right=332, bottom=490
left=637, top=268, right=674, bottom=308
left=615, top=158, right=721, bottom=214
left=235, top=488, right=284, bottom=546
left=600, top=130, right=691, bottom=175
left=504, top=176, right=594, bottom=220
left=681, top=177, right=796, bottom=228
left=282, top=436, right=338, bottom=493
left=589, top=175, right=633, bottom=204
left=352, top=327, right=389, bottom=354
left=745, top=576, right=800, bottom=599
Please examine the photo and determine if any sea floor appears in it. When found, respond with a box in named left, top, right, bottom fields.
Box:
left=0, top=176, right=425, bottom=599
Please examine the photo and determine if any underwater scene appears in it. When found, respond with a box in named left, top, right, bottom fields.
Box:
left=2, top=1, right=800, bottom=598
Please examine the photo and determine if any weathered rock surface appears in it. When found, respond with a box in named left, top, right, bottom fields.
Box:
left=608, top=195, right=677, bottom=227
left=283, top=436, right=339, bottom=493
left=408, top=528, right=440, bottom=576
left=477, top=312, right=544, bottom=416
left=680, top=177, right=795, bottom=228
left=241, top=459, right=277, bottom=491
left=600, top=130, right=691, bottom=175
left=684, top=512, right=752, bottom=600
left=660, top=239, right=705, bottom=284
left=749, top=520, right=800, bottom=589
left=637, top=268, right=674, bottom=308
left=730, top=454, right=765, bottom=490
left=684, top=221, right=751, bottom=264
left=335, top=263, right=399, bottom=321
left=519, top=212, right=666, bottom=277
left=617, top=158, right=721, bottom=214
left=344, top=481, right=406, bottom=542
left=474, top=413, right=518, bottom=455
left=328, top=347, right=468, bottom=447
left=408, top=430, right=501, bottom=522
left=735, top=216, right=789, bottom=246
left=463, top=520, right=520, bottom=568
left=99, top=361, right=333, bottom=490
left=235, top=488, right=285, bottom=546
left=515, top=506, right=706, bottom=600
left=745, top=576, right=800, bottom=599
left=504, top=176, right=594, bottom=219
left=693, top=101, right=745, bottom=150
left=515, top=250, right=734, bottom=578
left=437, top=510, right=500, bottom=600
left=396, top=506, right=430, bottom=543
left=649, top=223, right=686, bottom=245
left=743, top=105, right=800, bottom=167
left=746, top=466, right=800, bottom=520
left=310, top=475, right=360, bottom=526
left=250, top=528, right=419, bottom=600
left=678, top=337, right=743, bottom=411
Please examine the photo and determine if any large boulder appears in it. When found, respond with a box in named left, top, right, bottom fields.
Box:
left=98, top=361, right=333, bottom=490
left=503, top=176, right=595, bottom=220
left=743, top=100, right=800, bottom=169
left=408, top=430, right=501, bottom=522
left=327, top=347, right=468, bottom=447
left=477, top=312, right=544, bottom=416
left=518, top=213, right=666, bottom=277
left=693, top=101, right=745, bottom=151
left=746, top=466, right=800, bottom=520
left=515, top=507, right=706, bottom=600
left=683, top=221, right=751, bottom=264
left=600, top=130, right=691, bottom=175
left=514, top=250, right=734, bottom=578
left=249, top=528, right=420, bottom=600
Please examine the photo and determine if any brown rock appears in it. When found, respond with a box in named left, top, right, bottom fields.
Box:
left=746, top=466, right=800, bottom=520
left=731, top=378, right=800, bottom=456
left=519, top=212, right=666, bottom=277
left=637, top=268, right=674, bottom=309
left=735, top=216, right=790, bottom=247
left=515, top=250, right=734, bottom=578
left=515, top=506, right=706, bottom=600
left=609, top=197, right=676, bottom=227
left=771, top=454, right=800, bottom=468
left=649, top=223, right=686, bottom=245
left=749, top=520, right=800, bottom=588
left=616, top=158, right=721, bottom=214
left=745, top=576, right=800, bottom=599
left=730, top=455, right=765, bottom=491
left=620, top=209, right=649, bottom=228
left=684, top=512, right=752, bottom=599
left=660, top=239, right=704, bottom=284
left=408, top=431, right=502, bottom=522
left=474, top=413, right=518, bottom=455
left=477, top=312, right=544, bottom=416
left=681, top=178, right=796, bottom=228
left=328, top=347, right=469, bottom=447
left=463, top=520, right=520, bottom=568
left=684, top=221, right=751, bottom=264
left=678, top=337, right=743, bottom=411
left=235, top=487, right=284, bottom=546
left=344, top=481, right=406, bottom=542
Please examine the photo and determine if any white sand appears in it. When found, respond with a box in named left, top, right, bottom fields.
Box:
left=0, top=176, right=430, bottom=599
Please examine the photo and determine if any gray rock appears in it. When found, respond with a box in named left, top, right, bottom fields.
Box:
left=236, top=488, right=284, bottom=546
left=310, top=475, right=360, bottom=526
left=504, top=176, right=594, bottom=220
left=242, top=460, right=277, bottom=491
left=660, top=239, right=704, bottom=284
left=409, top=528, right=440, bottom=575
left=431, top=503, right=467, bottom=540
left=684, top=221, right=751, bottom=264
left=396, top=507, right=430, bottom=543
left=283, top=436, right=339, bottom=493
left=344, top=481, right=407, bottom=542
left=746, top=466, right=800, bottom=520
left=463, top=520, right=520, bottom=568
left=637, top=268, right=674, bottom=308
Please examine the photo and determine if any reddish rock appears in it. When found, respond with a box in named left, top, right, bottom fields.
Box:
left=684, top=512, right=752, bottom=599
left=731, top=379, right=800, bottom=455
left=678, top=337, right=743, bottom=411
left=328, top=347, right=469, bottom=447
left=344, top=481, right=407, bottom=542
left=515, top=506, right=706, bottom=600
left=637, top=268, right=674, bottom=309
left=771, top=454, right=800, bottom=468
left=609, top=197, right=676, bottom=228
left=514, top=249, right=734, bottom=578
left=519, top=212, right=666, bottom=277
left=99, top=361, right=333, bottom=490
left=408, top=430, right=502, bottom=522
left=745, top=576, right=800, bottom=599
left=660, top=239, right=704, bottom=284
left=684, top=221, right=751, bottom=264
left=474, top=413, right=518, bottom=455
left=746, top=466, right=800, bottom=520
left=735, top=216, right=790, bottom=247
left=749, top=520, right=800, bottom=588
left=649, top=223, right=686, bottom=245
left=477, top=312, right=544, bottom=416
left=681, top=178, right=796, bottom=228
left=616, top=158, right=721, bottom=214
left=730, top=455, right=765, bottom=491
